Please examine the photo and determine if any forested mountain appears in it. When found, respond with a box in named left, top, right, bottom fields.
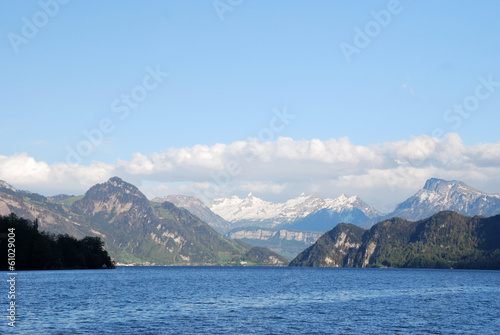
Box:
left=152, top=194, right=232, bottom=233
left=0, top=178, right=288, bottom=266
left=290, top=211, right=500, bottom=269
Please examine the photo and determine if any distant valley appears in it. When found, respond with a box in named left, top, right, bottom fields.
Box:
left=225, top=228, right=323, bottom=260
left=156, top=192, right=382, bottom=259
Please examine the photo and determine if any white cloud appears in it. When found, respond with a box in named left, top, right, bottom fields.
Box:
left=1, top=133, right=499, bottom=212
left=0, top=153, right=51, bottom=183
left=0, top=153, right=114, bottom=195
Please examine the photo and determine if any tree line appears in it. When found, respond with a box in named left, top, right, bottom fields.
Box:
left=1, top=213, right=115, bottom=270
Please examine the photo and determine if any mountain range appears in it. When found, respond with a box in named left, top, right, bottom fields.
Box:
left=209, top=178, right=500, bottom=231
left=183, top=178, right=500, bottom=259
left=290, top=211, right=500, bottom=269
left=210, top=192, right=381, bottom=229
left=2, top=176, right=500, bottom=267
left=0, top=178, right=288, bottom=266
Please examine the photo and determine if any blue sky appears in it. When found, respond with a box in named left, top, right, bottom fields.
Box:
left=1, top=1, right=500, bottom=212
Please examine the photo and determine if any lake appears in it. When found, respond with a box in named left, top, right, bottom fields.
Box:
left=2, top=267, right=500, bottom=334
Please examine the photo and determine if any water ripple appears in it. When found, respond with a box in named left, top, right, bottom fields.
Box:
left=2, top=267, right=500, bottom=334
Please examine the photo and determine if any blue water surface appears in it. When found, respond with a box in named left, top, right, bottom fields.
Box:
left=2, top=266, right=500, bottom=334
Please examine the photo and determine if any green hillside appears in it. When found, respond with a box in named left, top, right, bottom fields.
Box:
left=290, top=211, right=500, bottom=269
left=0, top=178, right=288, bottom=266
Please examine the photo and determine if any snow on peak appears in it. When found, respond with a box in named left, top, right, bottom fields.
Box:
left=209, top=192, right=378, bottom=225
left=421, top=178, right=486, bottom=200
left=324, top=194, right=360, bottom=211
left=390, top=178, right=500, bottom=220
left=423, top=178, right=483, bottom=196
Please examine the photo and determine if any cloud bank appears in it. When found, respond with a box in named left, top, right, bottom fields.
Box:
left=1, top=133, right=499, bottom=212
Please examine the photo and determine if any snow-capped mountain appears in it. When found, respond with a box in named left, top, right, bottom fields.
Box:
left=325, top=194, right=381, bottom=219
left=379, top=178, right=500, bottom=222
left=152, top=194, right=232, bottom=233
left=209, top=193, right=381, bottom=229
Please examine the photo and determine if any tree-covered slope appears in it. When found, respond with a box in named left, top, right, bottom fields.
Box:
left=290, top=211, right=500, bottom=269
left=1, top=177, right=288, bottom=266
left=289, top=223, right=366, bottom=267
left=0, top=213, right=114, bottom=270
left=69, top=177, right=277, bottom=265
left=0, top=182, right=92, bottom=238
